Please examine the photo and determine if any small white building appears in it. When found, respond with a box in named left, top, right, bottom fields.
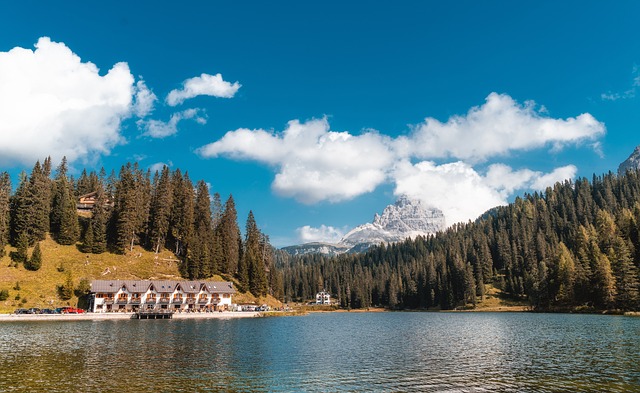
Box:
left=316, top=291, right=331, bottom=305
left=90, top=280, right=235, bottom=313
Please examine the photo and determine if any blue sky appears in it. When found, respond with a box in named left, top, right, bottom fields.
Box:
left=1, top=2, right=639, bottom=247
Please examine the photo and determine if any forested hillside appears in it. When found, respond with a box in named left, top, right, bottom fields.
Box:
left=0, top=157, right=284, bottom=299
left=281, top=170, right=640, bottom=312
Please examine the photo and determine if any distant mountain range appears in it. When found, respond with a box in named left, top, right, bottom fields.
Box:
left=283, top=195, right=445, bottom=256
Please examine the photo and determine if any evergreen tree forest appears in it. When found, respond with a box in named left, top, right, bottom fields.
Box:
left=281, top=170, right=640, bottom=312
left=0, top=158, right=280, bottom=298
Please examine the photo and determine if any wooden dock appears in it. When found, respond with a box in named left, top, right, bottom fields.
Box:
left=132, top=310, right=174, bottom=319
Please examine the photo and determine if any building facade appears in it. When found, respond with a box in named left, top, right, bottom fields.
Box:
left=90, top=280, right=235, bottom=313
left=315, top=291, right=331, bottom=305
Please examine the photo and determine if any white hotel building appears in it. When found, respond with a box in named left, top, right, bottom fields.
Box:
left=90, top=280, right=236, bottom=312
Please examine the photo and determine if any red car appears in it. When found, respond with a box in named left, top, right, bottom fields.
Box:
left=60, top=306, right=85, bottom=314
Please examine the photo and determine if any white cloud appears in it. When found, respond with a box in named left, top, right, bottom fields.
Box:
left=0, top=37, right=136, bottom=165
left=133, top=79, right=157, bottom=117
left=149, top=161, right=171, bottom=174
left=296, top=225, right=347, bottom=244
left=166, top=73, right=241, bottom=106
left=401, top=92, right=605, bottom=163
left=198, top=93, right=604, bottom=227
left=138, top=109, right=207, bottom=138
left=198, top=118, right=396, bottom=203
left=530, top=165, right=577, bottom=190
left=393, top=160, right=577, bottom=226
left=393, top=161, right=505, bottom=226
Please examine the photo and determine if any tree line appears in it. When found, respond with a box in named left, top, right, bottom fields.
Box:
left=0, top=158, right=283, bottom=298
left=280, top=170, right=640, bottom=312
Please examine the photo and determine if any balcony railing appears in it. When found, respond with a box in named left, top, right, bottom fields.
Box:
left=198, top=298, right=209, bottom=304
left=116, top=298, right=129, bottom=304
left=104, top=299, right=114, bottom=305
left=172, top=298, right=183, bottom=303
left=159, top=298, right=170, bottom=303
left=131, top=298, right=141, bottom=304
left=186, top=298, right=196, bottom=304
left=146, top=298, right=157, bottom=304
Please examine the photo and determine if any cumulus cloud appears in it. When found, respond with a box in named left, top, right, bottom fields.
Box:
left=399, top=92, right=605, bottom=163
left=199, top=93, right=604, bottom=227
left=0, top=37, right=136, bottom=165
left=198, top=118, right=396, bottom=203
left=166, top=73, right=241, bottom=106
left=133, top=79, right=157, bottom=117
left=138, top=109, right=207, bottom=138
left=393, top=161, right=577, bottom=226
left=529, top=165, right=577, bottom=190
left=296, top=225, right=347, bottom=244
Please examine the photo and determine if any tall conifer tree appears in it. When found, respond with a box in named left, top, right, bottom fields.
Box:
left=148, top=165, right=173, bottom=253
left=0, top=172, right=11, bottom=256
left=219, top=195, right=240, bottom=275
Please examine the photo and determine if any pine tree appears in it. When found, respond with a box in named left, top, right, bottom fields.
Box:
left=91, top=188, right=108, bottom=254
left=148, top=165, right=173, bottom=253
left=13, top=232, right=29, bottom=264
left=0, top=172, right=10, bottom=257
left=81, top=219, right=94, bottom=253
left=610, top=236, right=639, bottom=309
left=193, top=180, right=214, bottom=277
left=59, top=272, right=74, bottom=300
left=25, top=242, right=42, bottom=271
left=50, top=157, right=68, bottom=236
left=10, top=172, right=30, bottom=245
left=113, top=164, right=138, bottom=253
left=57, top=183, right=80, bottom=245
left=556, top=242, right=576, bottom=304
left=133, top=165, right=152, bottom=247
left=169, top=170, right=194, bottom=257
left=27, top=161, right=50, bottom=242
left=219, top=195, right=240, bottom=275
left=588, top=238, right=616, bottom=309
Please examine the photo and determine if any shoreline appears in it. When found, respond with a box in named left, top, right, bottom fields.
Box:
left=0, top=311, right=261, bottom=322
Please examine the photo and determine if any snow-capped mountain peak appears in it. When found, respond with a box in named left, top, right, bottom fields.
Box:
left=284, top=196, right=446, bottom=255
left=340, top=195, right=445, bottom=246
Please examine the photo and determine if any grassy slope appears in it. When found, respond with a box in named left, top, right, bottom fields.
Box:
left=0, top=235, right=280, bottom=313
left=468, top=284, right=530, bottom=312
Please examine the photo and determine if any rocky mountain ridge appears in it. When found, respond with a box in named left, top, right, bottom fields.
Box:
left=618, top=145, right=640, bottom=175
left=283, top=196, right=446, bottom=255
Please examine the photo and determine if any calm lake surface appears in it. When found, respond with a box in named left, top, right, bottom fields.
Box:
left=0, top=312, right=638, bottom=392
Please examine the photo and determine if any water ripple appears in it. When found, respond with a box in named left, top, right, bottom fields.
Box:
left=0, top=313, right=639, bottom=392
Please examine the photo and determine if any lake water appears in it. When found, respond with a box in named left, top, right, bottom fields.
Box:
left=0, top=312, right=638, bottom=392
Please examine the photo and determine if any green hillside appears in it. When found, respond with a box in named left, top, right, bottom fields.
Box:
left=0, top=235, right=181, bottom=313
left=0, top=235, right=280, bottom=314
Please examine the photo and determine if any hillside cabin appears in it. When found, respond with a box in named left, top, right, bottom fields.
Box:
left=77, top=191, right=113, bottom=211
left=89, top=280, right=235, bottom=313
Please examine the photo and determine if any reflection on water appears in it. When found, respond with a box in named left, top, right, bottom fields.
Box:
left=0, top=313, right=638, bottom=392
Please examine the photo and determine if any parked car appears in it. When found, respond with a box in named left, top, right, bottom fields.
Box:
left=14, top=308, right=30, bottom=314
left=60, top=306, right=85, bottom=314
left=40, top=308, right=58, bottom=314
left=28, top=308, right=40, bottom=314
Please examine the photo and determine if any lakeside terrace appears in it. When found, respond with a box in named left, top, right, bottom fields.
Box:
left=91, top=280, right=235, bottom=313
